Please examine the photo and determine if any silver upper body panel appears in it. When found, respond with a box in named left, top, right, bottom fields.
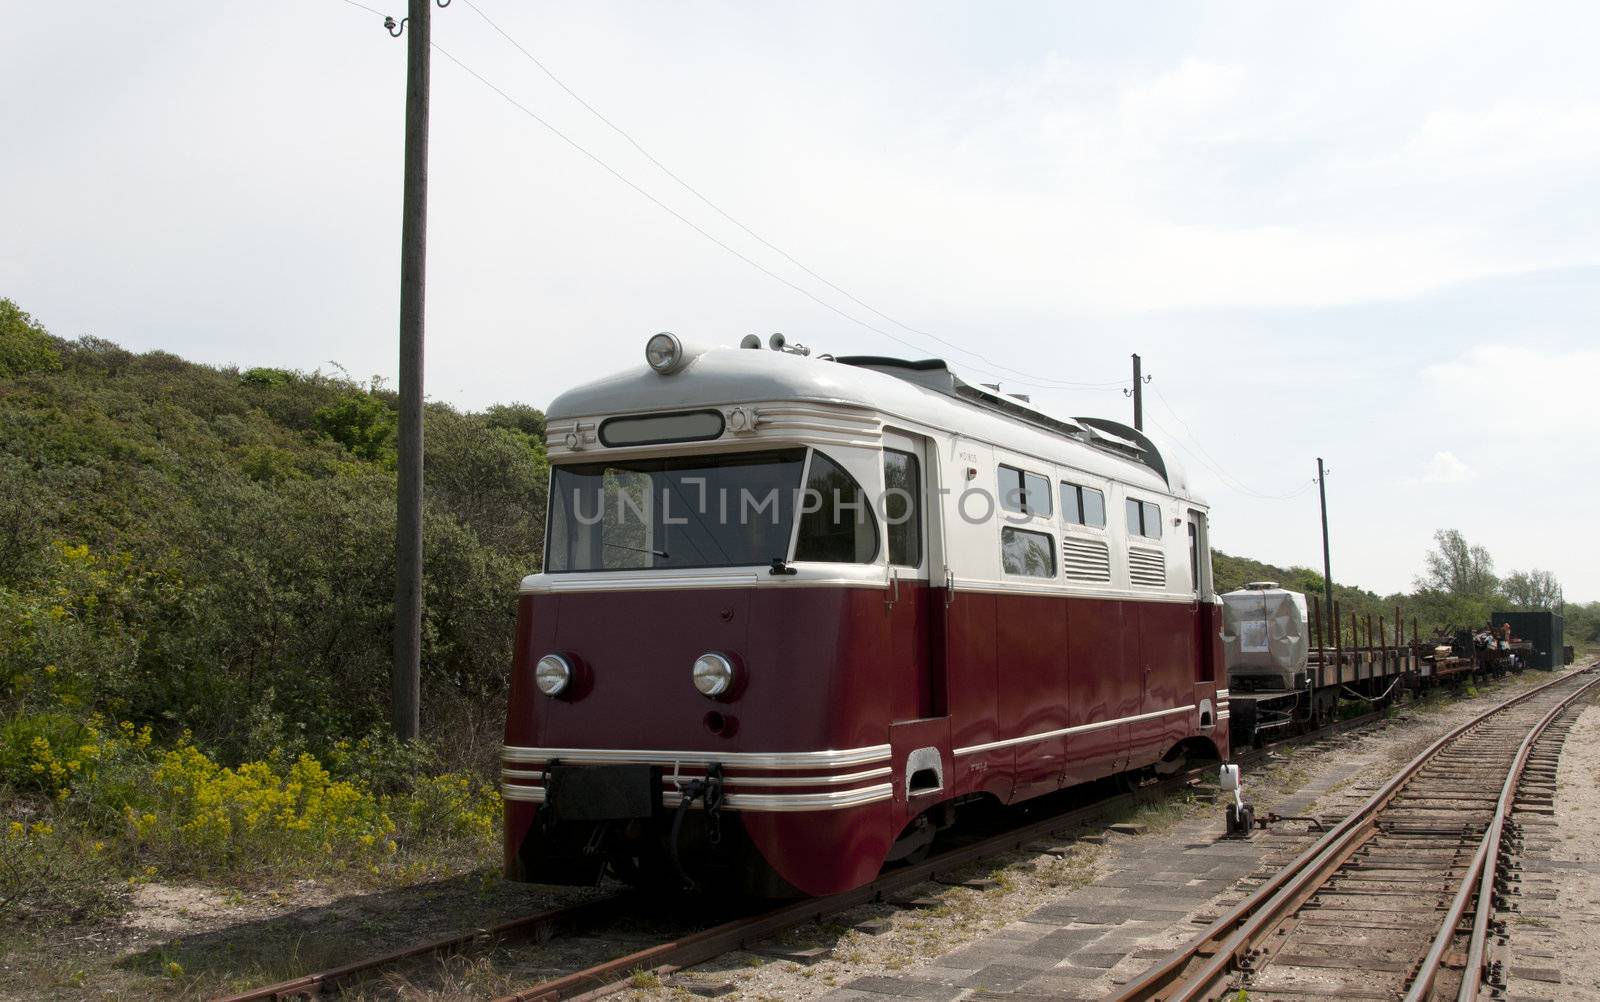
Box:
left=546, top=345, right=1199, bottom=504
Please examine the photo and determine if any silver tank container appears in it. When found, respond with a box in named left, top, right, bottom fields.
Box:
left=1221, top=582, right=1309, bottom=689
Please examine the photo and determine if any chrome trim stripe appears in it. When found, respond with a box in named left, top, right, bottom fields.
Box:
left=497, top=782, right=893, bottom=812
left=501, top=743, right=892, bottom=770
left=500, top=766, right=891, bottom=793
left=725, top=767, right=891, bottom=787
left=666, top=784, right=893, bottom=812
left=1217, top=711, right=1231, bottom=721
left=954, top=705, right=1197, bottom=757
left=1215, top=689, right=1230, bottom=698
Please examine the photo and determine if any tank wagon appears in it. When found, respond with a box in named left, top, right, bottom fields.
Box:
left=503, top=333, right=1230, bottom=896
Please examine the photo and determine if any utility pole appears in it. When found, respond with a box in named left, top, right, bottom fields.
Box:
left=1316, top=458, right=1334, bottom=639
left=392, top=0, right=430, bottom=741
left=1129, top=353, right=1146, bottom=431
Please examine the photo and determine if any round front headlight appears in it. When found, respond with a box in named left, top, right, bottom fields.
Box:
left=534, top=654, right=573, bottom=697
left=692, top=652, right=735, bottom=698
left=645, top=332, right=682, bottom=373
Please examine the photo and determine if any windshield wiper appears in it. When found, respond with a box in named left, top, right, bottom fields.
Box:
left=604, top=542, right=669, bottom=558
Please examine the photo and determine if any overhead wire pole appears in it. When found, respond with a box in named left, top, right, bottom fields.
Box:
left=392, top=0, right=431, bottom=741
left=1317, top=458, right=1334, bottom=638
left=1125, top=353, right=1150, bottom=431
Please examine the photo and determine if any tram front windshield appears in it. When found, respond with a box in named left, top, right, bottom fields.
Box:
left=546, top=449, right=807, bottom=572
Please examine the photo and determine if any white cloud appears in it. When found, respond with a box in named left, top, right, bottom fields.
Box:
left=1411, top=451, right=1477, bottom=485
left=1403, top=101, right=1600, bottom=176
left=1421, top=344, right=1600, bottom=443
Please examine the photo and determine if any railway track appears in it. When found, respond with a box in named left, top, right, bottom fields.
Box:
left=216, top=706, right=1387, bottom=1002
left=1110, top=664, right=1600, bottom=1002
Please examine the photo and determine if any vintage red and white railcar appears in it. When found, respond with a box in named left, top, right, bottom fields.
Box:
left=503, top=334, right=1229, bottom=896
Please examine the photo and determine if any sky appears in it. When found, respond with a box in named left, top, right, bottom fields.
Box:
left=3, top=1, right=1597, bottom=600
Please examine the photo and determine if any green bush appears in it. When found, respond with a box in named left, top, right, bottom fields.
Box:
left=0, top=304, right=547, bottom=762
left=1, top=712, right=500, bottom=925
left=0, top=299, right=62, bottom=378
left=0, top=296, right=544, bottom=927
left=313, top=391, right=397, bottom=464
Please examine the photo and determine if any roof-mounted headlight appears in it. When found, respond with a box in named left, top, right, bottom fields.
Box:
left=645, top=332, right=684, bottom=374
left=534, top=653, right=573, bottom=697
left=692, top=652, right=736, bottom=698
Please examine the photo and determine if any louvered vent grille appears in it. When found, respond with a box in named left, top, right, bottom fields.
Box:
left=1061, top=536, right=1111, bottom=582
left=1128, top=546, right=1166, bottom=588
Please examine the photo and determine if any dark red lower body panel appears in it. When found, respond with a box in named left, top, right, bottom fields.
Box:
left=503, top=584, right=1229, bottom=896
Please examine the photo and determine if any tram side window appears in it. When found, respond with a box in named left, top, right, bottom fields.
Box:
left=1001, top=527, right=1056, bottom=577
left=1143, top=500, right=1163, bottom=539
left=1060, top=482, right=1081, bottom=524
left=998, top=465, right=1052, bottom=516
left=1060, top=482, right=1107, bottom=528
left=883, top=449, right=922, bottom=567
left=795, top=452, right=880, bottom=563
left=1125, top=497, right=1165, bottom=539
left=1083, top=487, right=1106, bottom=527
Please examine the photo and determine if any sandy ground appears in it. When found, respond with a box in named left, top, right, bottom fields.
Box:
left=1506, top=700, right=1600, bottom=1001
left=0, top=868, right=606, bottom=1001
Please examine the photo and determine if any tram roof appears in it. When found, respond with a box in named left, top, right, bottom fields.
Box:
left=547, top=345, right=1196, bottom=500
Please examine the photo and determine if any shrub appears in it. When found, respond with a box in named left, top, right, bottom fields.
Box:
left=313, top=392, right=396, bottom=464
left=0, top=299, right=62, bottom=378
left=3, top=710, right=500, bottom=913
left=127, top=744, right=399, bottom=871
left=239, top=367, right=295, bottom=389
left=0, top=809, right=120, bottom=925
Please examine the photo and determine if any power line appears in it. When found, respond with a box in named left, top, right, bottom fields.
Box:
left=1151, top=385, right=1316, bottom=499
left=1146, top=413, right=1316, bottom=503
left=429, top=41, right=1128, bottom=395
left=450, top=0, right=1127, bottom=390
left=1143, top=390, right=1316, bottom=502
left=336, top=0, right=391, bottom=18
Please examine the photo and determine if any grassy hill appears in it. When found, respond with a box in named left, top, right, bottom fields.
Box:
left=0, top=300, right=547, bottom=765
left=1, top=298, right=544, bottom=930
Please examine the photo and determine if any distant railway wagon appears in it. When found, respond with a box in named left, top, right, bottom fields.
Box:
left=502, top=334, right=1229, bottom=896
left=1219, top=583, right=1548, bottom=744
left=1491, top=610, right=1565, bottom=670
left=1220, top=583, right=1421, bottom=741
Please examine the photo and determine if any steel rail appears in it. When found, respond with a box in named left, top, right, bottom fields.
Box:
left=1417, top=672, right=1600, bottom=1002
left=1108, top=664, right=1598, bottom=1002
left=210, top=893, right=632, bottom=1002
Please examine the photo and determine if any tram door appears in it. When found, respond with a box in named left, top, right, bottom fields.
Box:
left=1189, top=511, right=1217, bottom=684
left=884, top=431, right=951, bottom=822
left=883, top=432, right=945, bottom=720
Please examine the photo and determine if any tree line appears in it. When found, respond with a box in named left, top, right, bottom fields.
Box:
left=1214, top=528, right=1594, bottom=650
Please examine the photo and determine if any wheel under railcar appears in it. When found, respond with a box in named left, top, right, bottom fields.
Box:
left=503, top=334, right=1230, bottom=896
